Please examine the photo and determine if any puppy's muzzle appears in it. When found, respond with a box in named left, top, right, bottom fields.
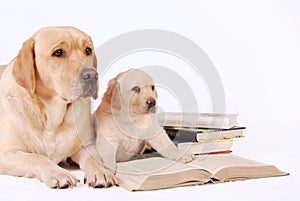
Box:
left=146, top=98, right=157, bottom=113
left=80, top=68, right=98, bottom=98
left=146, top=98, right=156, bottom=108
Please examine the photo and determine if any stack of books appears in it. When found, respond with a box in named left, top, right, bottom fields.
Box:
left=157, top=112, right=245, bottom=156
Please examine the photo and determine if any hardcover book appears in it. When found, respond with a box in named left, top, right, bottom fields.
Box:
left=157, top=112, right=239, bottom=129
left=115, top=154, right=288, bottom=191
left=165, top=126, right=245, bottom=143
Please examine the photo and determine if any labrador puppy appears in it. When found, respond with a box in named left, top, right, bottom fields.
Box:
left=94, top=68, right=195, bottom=171
left=0, top=26, right=115, bottom=188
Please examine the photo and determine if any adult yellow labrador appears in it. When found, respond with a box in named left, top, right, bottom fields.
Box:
left=0, top=26, right=115, bottom=188
left=94, top=69, right=195, bottom=172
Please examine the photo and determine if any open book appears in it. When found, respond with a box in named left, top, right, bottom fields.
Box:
left=115, top=154, right=288, bottom=191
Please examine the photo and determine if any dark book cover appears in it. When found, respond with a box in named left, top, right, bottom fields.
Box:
left=164, top=126, right=246, bottom=144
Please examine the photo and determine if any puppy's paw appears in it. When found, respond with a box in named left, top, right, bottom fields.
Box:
left=42, top=167, right=79, bottom=189
left=84, top=159, right=116, bottom=188
left=177, top=154, right=195, bottom=163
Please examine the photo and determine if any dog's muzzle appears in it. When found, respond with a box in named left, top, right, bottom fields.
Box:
left=80, top=67, right=98, bottom=98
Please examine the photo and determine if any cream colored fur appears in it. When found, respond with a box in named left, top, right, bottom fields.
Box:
left=94, top=69, right=195, bottom=172
left=0, top=26, right=115, bottom=188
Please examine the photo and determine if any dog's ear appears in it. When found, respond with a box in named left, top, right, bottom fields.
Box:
left=103, top=78, right=121, bottom=110
left=12, top=38, right=36, bottom=95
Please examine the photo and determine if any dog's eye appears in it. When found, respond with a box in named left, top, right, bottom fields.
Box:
left=52, top=49, right=65, bottom=57
left=151, top=85, right=155, bottom=91
left=86, top=47, right=92, bottom=56
left=131, top=86, right=140, bottom=93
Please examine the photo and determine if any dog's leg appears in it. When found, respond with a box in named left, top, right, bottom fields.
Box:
left=71, top=145, right=116, bottom=188
left=0, top=151, right=79, bottom=188
left=148, top=130, right=195, bottom=163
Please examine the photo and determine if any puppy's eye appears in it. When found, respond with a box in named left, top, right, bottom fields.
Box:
left=86, top=47, right=92, bottom=55
left=52, top=49, right=65, bottom=57
left=131, top=86, right=140, bottom=93
left=151, top=85, right=155, bottom=91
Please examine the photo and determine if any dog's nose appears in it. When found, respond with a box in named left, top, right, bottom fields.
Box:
left=80, top=68, right=98, bottom=82
left=146, top=98, right=156, bottom=108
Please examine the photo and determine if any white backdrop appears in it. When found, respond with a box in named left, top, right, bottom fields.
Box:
left=0, top=0, right=299, bottom=200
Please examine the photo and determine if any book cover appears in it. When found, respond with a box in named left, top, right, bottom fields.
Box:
left=166, top=126, right=245, bottom=143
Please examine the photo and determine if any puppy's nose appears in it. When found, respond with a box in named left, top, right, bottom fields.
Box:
left=80, top=68, right=98, bottom=82
left=146, top=98, right=156, bottom=108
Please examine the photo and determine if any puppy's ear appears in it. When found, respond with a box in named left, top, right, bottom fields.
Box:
left=12, top=38, right=36, bottom=95
left=111, top=82, right=121, bottom=110
left=103, top=78, right=121, bottom=110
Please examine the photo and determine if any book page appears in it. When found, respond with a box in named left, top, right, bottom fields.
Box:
left=117, top=157, right=198, bottom=175
left=116, top=157, right=212, bottom=191
left=115, top=154, right=287, bottom=191
left=188, top=154, right=270, bottom=175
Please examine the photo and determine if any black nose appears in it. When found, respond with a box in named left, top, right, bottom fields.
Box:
left=80, top=68, right=98, bottom=82
left=146, top=98, right=156, bottom=108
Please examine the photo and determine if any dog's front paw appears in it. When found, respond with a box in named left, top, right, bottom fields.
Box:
left=84, top=158, right=116, bottom=188
left=177, top=154, right=195, bottom=163
left=42, top=167, right=79, bottom=189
